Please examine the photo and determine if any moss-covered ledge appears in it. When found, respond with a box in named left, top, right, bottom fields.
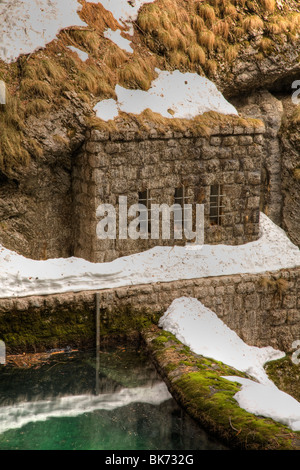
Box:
left=141, top=325, right=300, bottom=451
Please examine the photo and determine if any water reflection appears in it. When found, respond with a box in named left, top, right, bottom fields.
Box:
left=0, top=346, right=226, bottom=450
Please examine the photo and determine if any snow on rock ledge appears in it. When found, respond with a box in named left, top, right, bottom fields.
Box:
left=223, top=376, right=300, bottom=432
left=158, top=296, right=300, bottom=432
left=0, top=213, right=299, bottom=299
left=158, top=297, right=284, bottom=386
left=94, top=69, right=238, bottom=120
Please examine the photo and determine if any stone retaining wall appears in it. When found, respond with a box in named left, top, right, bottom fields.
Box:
left=0, top=267, right=299, bottom=354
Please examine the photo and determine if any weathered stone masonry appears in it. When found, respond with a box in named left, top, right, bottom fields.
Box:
left=73, top=120, right=265, bottom=262
left=1, top=267, right=299, bottom=354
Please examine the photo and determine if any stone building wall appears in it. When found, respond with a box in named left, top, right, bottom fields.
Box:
left=232, top=90, right=284, bottom=227
left=1, top=267, right=299, bottom=354
left=73, top=120, right=265, bottom=263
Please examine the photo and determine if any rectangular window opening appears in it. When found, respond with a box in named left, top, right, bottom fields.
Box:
left=138, top=189, right=151, bottom=233
left=209, top=184, right=224, bottom=226
left=174, top=186, right=190, bottom=232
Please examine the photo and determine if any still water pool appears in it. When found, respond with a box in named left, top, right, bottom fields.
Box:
left=0, top=345, right=226, bottom=450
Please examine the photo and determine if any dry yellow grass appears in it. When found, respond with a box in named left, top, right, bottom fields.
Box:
left=291, top=105, right=300, bottom=124
left=118, top=57, right=156, bottom=90
left=243, top=15, right=264, bottom=33
left=187, top=44, right=206, bottom=65
left=25, top=99, right=51, bottom=117
left=206, top=59, right=218, bottom=75
left=294, top=168, right=300, bottom=181
left=213, top=20, right=230, bottom=40
left=262, top=0, right=276, bottom=13
left=197, top=30, right=216, bottom=51
left=136, top=0, right=300, bottom=79
left=168, top=50, right=189, bottom=68
left=0, top=91, right=30, bottom=174
left=196, top=3, right=216, bottom=26
left=224, top=44, right=239, bottom=61
left=20, top=79, right=54, bottom=100
left=258, top=37, right=275, bottom=54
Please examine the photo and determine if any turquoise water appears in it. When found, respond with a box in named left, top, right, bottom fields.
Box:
left=0, top=346, right=226, bottom=450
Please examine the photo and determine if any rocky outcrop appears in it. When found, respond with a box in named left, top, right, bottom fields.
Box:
left=217, top=40, right=300, bottom=100
left=279, top=96, right=300, bottom=248
left=0, top=94, right=88, bottom=259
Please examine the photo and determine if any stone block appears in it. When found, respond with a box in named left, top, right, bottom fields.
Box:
left=210, top=136, right=222, bottom=146
left=105, top=142, right=122, bottom=154
left=222, top=136, right=236, bottom=147
left=236, top=282, right=256, bottom=295
left=287, top=309, right=300, bottom=325
left=247, top=196, right=260, bottom=209
left=269, top=310, right=287, bottom=326
left=233, top=126, right=246, bottom=135
left=247, top=172, right=261, bottom=185
left=282, top=294, right=297, bottom=309
left=90, top=129, right=110, bottom=141
left=85, top=141, right=104, bottom=153
left=253, top=134, right=264, bottom=145
left=239, top=135, right=253, bottom=146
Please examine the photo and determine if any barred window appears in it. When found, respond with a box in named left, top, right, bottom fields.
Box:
left=209, top=184, right=224, bottom=226
left=174, top=186, right=190, bottom=230
left=138, top=189, right=151, bottom=233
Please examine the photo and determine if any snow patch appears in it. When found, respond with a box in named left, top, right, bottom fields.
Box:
left=66, top=46, right=89, bottom=62
left=158, top=297, right=284, bottom=385
left=103, top=28, right=133, bottom=53
left=223, top=376, right=300, bottom=432
left=93, top=98, right=120, bottom=121
left=94, top=69, right=238, bottom=120
left=0, top=213, right=299, bottom=298
left=0, top=0, right=86, bottom=63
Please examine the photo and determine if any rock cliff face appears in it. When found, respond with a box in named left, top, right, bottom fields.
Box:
left=215, top=38, right=300, bottom=100
left=279, top=96, right=300, bottom=248
left=0, top=97, right=88, bottom=259
left=0, top=0, right=300, bottom=258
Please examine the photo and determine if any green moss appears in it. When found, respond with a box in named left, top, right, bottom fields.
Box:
left=179, top=360, right=194, bottom=367
left=152, top=335, right=169, bottom=344
left=165, top=363, right=177, bottom=373
left=0, top=303, right=161, bottom=354
left=150, top=330, right=181, bottom=349
left=0, top=308, right=95, bottom=354
left=265, top=355, right=300, bottom=402
left=99, top=305, right=160, bottom=338
left=176, top=371, right=296, bottom=449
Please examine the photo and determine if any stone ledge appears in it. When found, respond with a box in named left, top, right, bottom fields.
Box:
left=87, top=115, right=266, bottom=143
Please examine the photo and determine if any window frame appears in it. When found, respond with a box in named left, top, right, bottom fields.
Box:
left=138, top=189, right=152, bottom=233
left=209, top=184, right=225, bottom=226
